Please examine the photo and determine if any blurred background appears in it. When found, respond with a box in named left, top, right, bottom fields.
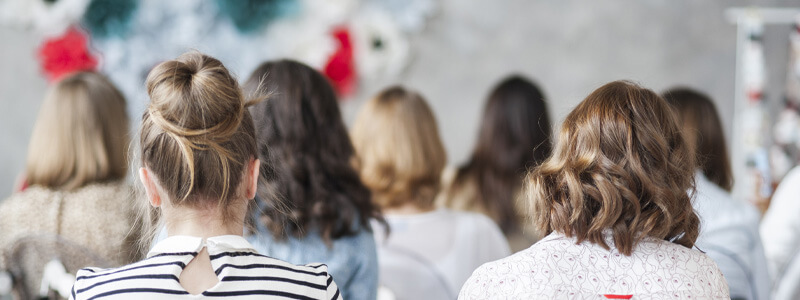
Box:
left=1, top=0, right=798, bottom=202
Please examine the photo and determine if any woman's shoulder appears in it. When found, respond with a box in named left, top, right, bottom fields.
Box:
left=694, top=173, right=760, bottom=231
left=4, top=180, right=132, bottom=204
left=460, top=234, right=729, bottom=299
left=67, top=180, right=132, bottom=199
left=0, top=186, right=60, bottom=223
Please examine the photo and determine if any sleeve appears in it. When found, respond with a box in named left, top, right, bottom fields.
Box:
left=69, top=269, right=90, bottom=300
left=69, top=283, right=77, bottom=300
left=761, top=167, right=800, bottom=278
left=326, top=272, right=343, bottom=300
left=337, top=231, right=379, bottom=300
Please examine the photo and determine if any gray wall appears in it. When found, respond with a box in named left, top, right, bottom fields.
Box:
left=0, top=0, right=795, bottom=199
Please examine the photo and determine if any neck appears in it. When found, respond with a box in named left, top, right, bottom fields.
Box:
left=163, top=204, right=244, bottom=238
left=384, top=202, right=436, bottom=215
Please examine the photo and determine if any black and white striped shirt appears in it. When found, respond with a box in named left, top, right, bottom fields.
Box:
left=70, top=235, right=342, bottom=300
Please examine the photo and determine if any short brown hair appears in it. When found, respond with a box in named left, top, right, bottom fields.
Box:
left=139, top=52, right=257, bottom=221
left=351, top=86, right=447, bottom=209
left=25, top=72, right=129, bottom=190
left=527, top=81, right=699, bottom=255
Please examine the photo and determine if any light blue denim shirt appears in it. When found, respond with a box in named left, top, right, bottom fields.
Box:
left=247, top=222, right=379, bottom=300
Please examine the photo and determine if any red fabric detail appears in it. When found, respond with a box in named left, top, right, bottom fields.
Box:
left=38, top=27, right=98, bottom=82
left=747, top=90, right=763, bottom=102
left=603, top=294, right=633, bottom=299
left=17, top=179, right=28, bottom=192
left=323, top=27, right=356, bottom=98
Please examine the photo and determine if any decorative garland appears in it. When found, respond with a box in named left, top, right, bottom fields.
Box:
left=81, top=0, right=137, bottom=38
left=37, top=26, right=97, bottom=82
left=214, top=0, right=300, bottom=34
left=1, top=0, right=438, bottom=103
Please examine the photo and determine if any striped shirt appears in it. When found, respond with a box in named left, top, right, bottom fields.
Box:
left=69, top=235, right=342, bottom=300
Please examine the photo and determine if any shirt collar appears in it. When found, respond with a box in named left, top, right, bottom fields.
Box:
left=147, top=235, right=257, bottom=258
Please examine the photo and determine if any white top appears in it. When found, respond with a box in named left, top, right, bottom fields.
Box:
left=70, top=235, right=342, bottom=300
left=692, top=171, right=770, bottom=299
left=459, top=232, right=730, bottom=299
left=372, top=208, right=510, bottom=300
left=761, top=165, right=800, bottom=297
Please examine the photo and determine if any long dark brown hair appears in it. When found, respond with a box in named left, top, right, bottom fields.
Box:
left=662, top=88, right=733, bottom=191
left=528, top=81, right=698, bottom=256
left=443, top=75, right=552, bottom=233
left=245, top=59, right=384, bottom=242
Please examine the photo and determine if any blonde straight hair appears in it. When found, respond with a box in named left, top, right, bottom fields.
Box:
left=25, top=72, right=129, bottom=190
left=351, top=86, right=447, bottom=209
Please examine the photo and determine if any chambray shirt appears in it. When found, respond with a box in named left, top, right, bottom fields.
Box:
left=247, top=223, right=378, bottom=300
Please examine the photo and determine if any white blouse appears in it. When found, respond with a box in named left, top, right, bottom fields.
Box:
left=459, top=232, right=729, bottom=299
left=70, top=235, right=342, bottom=300
left=693, top=171, right=770, bottom=299
left=373, top=208, right=510, bottom=300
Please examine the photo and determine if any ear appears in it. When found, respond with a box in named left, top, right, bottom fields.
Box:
left=139, top=167, right=162, bottom=207
left=245, top=158, right=260, bottom=200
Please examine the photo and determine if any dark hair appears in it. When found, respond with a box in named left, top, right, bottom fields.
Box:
left=662, top=88, right=733, bottom=191
left=444, top=75, right=552, bottom=233
left=244, top=59, right=384, bottom=242
left=528, top=81, right=698, bottom=256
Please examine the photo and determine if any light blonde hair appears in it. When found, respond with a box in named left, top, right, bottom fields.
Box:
left=25, top=72, right=129, bottom=190
left=134, top=52, right=260, bottom=254
left=527, top=81, right=698, bottom=256
left=139, top=52, right=258, bottom=217
left=351, top=86, right=446, bottom=209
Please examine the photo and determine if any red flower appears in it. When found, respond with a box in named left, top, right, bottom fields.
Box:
left=324, top=27, right=356, bottom=98
left=38, top=27, right=98, bottom=82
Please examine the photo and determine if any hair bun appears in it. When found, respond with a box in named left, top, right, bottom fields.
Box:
left=145, top=52, right=244, bottom=144
left=139, top=51, right=259, bottom=208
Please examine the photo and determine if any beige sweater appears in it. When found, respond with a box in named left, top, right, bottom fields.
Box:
left=0, top=180, right=138, bottom=269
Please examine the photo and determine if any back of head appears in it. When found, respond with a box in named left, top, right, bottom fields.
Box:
left=26, top=72, right=129, bottom=190
left=449, top=75, right=552, bottom=233
left=528, top=80, right=698, bottom=256
left=245, top=60, right=381, bottom=241
left=140, top=52, right=257, bottom=218
left=662, top=88, right=732, bottom=191
left=351, top=86, right=447, bottom=209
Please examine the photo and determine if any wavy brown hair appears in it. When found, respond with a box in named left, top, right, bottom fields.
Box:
left=244, top=60, right=383, bottom=243
left=662, top=88, right=733, bottom=191
left=527, top=80, right=699, bottom=256
left=443, top=75, right=551, bottom=233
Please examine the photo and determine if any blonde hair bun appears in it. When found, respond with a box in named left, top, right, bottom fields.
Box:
left=145, top=52, right=244, bottom=144
left=139, top=52, right=258, bottom=208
